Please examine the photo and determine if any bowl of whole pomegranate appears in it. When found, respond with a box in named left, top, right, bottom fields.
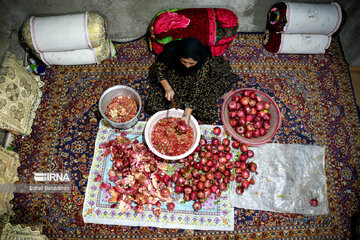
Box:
left=144, top=108, right=201, bottom=161
left=221, top=88, right=281, bottom=145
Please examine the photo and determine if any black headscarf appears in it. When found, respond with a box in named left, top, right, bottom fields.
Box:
left=158, top=37, right=212, bottom=76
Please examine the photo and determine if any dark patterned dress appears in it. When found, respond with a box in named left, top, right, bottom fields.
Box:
left=145, top=56, right=238, bottom=124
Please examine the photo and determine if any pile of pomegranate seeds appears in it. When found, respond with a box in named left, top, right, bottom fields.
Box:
left=96, top=133, right=174, bottom=216
left=105, top=95, right=138, bottom=123
left=151, top=117, right=194, bottom=156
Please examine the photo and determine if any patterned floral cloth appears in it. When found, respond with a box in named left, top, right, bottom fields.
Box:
left=83, top=120, right=234, bottom=230
left=148, top=8, right=239, bottom=56
left=10, top=34, right=360, bottom=240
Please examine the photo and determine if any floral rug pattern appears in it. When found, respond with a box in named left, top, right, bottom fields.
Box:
left=11, top=33, right=360, bottom=239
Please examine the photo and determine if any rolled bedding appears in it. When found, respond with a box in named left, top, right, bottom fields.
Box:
left=149, top=8, right=239, bottom=57
left=39, top=37, right=115, bottom=65
left=22, top=12, right=106, bottom=53
left=267, top=2, right=344, bottom=35
left=263, top=30, right=332, bottom=54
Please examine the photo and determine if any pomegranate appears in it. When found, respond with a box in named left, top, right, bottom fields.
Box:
left=217, top=144, right=225, bottom=152
left=247, top=150, right=254, bottom=158
left=256, top=96, right=263, bottom=103
left=244, top=131, right=252, bottom=138
left=225, top=152, right=232, bottom=160
left=310, top=198, right=318, bottom=207
left=253, top=120, right=262, bottom=129
left=249, top=92, right=257, bottom=99
left=242, top=180, right=250, bottom=189
left=263, top=101, right=271, bottom=110
left=237, top=110, right=245, bottom=118
left=167, top=202, right=175, bottom=210
left=240, top=162, right=248, bottom=170
left=205, top=144, right=212, bottom=151
left=177, top=120, right=188, bottom=132
left=259, top=128, right=267, bottom=136
left=184, top=186, right=192, bottom=195
left=193, top=201, right=202, bottom=211
left=235, top=174, right=243, bottom=183
left=249, top=99, right=257, bottom=107
left=248, top=162, right=257, bottom=172
left=252, top=129, right=260, bottom=138
left=199, top=138, right=207, bottom=146
left=229, top=118, right=239, bottom=127
left=241, top=170, right=250, bottom=179
left=240, top=96, right=250, bottom=105
left=236, top=185, right=244, bottom=195
left=175, top=185, right=184, bottom=193
left=235, top=126, right=245, bottom=135
left=134, top=205, right=144, bottom=214
left=263, top=113, right=272, bottom=121
left=256, top=102, right=264, bottom=111
left=240, top=143, right=248, bottom=152
left=239, top=153, right=248, bottom=162
left=228, top=101, right=237, bottom=111
left=231, top=140, right=240, bottom=149
left=232, top=94, right=240, bottom=102
left=213, top=126, right=221, bottom=135
left=222, top=138, right=230, bottom=146
left=229, top=111, right=237, bottom=118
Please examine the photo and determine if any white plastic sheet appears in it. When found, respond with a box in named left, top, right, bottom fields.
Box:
left=230, top=143, right=329, bottom=215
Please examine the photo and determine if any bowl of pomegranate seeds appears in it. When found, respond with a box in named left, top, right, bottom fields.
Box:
left=99, top=85, right=141, bottom=129
left=221, top=88, right=281, bottom=145
left=144, top=108, right=201, bottom=161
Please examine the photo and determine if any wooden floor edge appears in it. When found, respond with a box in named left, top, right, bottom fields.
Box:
left=350, top=66, right=360, bottom=72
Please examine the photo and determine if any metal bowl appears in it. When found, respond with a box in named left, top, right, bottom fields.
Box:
left=144, top=108, right=201, bottom=161
left=99, top=85, right=141, bottom=129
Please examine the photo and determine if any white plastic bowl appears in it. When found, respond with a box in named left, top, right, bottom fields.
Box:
left=99, top=85, right=141, bottom=129
left=144, top=108, right=201, bottom=161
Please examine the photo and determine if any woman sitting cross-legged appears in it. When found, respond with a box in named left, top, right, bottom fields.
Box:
left=145, top=37, right=239, bottom=125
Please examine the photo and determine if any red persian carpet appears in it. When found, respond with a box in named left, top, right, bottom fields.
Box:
left=11, top=33, right=360, bottom=239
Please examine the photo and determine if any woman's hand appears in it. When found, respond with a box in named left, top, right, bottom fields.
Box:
left=160, top=80, right=175, bottom=101
left=165, top=89, right=175, bottom=101
left=182, top=107, right=193, bottom=126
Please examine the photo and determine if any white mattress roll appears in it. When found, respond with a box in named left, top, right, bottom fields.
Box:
left=40, top=49, right=97, bottom=65
left=39, top=38, right=115, bottom=65
left=30, top=12, right=92, bottom=52
left=279, top=34, right=332, bottom=54
left=283, top=2, right=342, bottom=35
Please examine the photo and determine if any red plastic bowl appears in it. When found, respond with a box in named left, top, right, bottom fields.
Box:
left=221, top=88, right=281, bottom=145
